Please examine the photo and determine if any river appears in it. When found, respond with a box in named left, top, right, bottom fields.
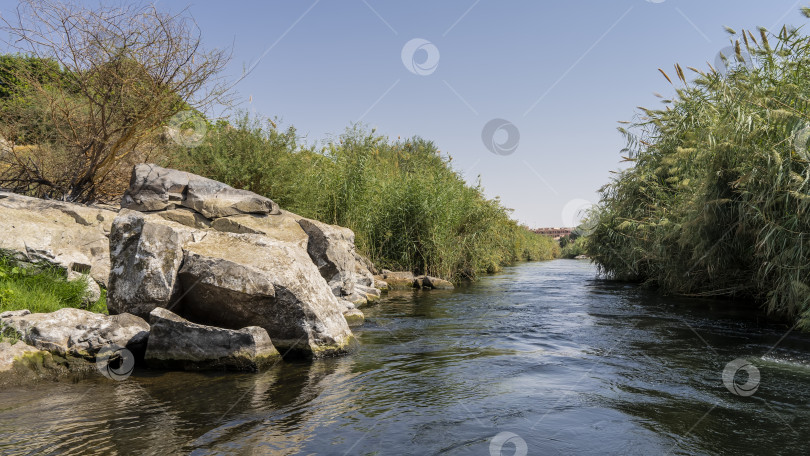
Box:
left=1, top=259, right=809, bottom=455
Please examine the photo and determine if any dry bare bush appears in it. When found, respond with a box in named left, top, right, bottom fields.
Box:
left=0, top=0, right=230, bottom=202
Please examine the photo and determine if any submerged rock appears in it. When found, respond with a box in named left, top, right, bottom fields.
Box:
left=376, top=271, right=416, bottom=289
left=418, top=275, right=454, bottom=290
left=0, top=340, right=45, bottom=372
left=342, top=309, right=365, bottom=327
left=145, top=308, right=280, bottom=371
left=373, top=271, right=455, bottom=290
left=0, top=308, right=149, bottom=359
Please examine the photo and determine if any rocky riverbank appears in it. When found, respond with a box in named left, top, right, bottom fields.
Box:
left=0, top=164, right=454, bottom=382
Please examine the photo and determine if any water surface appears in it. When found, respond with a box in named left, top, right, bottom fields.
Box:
left=1, top=260, right=809, bottom=455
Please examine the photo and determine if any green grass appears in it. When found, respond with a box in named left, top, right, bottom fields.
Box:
left=588, top=10, right=810, bottom=327
left=168, top=115, right=559, bottom=282
left=0, top=255, right=107, bottom=315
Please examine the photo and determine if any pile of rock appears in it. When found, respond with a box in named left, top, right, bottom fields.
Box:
left=373, top=271, right=454, bottom=290
left=0, top=164, right=457, bottom=377
left=107, top=164, right=384, bottom=358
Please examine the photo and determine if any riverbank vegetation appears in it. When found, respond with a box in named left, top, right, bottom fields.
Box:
left=589, top=10, right=810, bottom=326
left=0, top=1, right=556, bottom=284
left=169, top=116, right=558, bottom=281
left=560, top=236, right=587, bottom=259
left=0, top=255, right=105, bottom=314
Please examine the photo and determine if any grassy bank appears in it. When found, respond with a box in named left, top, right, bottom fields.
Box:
left=0, top=255, right=105, bottom=315
left=588, top=13, right=810, bottom=326
left=169, top=116, right=558, bottom=281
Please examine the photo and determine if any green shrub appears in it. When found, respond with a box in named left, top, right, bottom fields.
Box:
left=561, top=237, right=588, bottom=259
left=170, top=114, right=558, bottom=281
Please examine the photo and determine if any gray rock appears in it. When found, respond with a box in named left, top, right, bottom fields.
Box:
left=419, top=275, right=454, bottom=290
left=107, top=210, right=194, bottom=319
left=0, top=191, right=115, bottom=287
left=0, top=308, right=149, bottom=359
left=297, top=217, right=358, bottom=297
left=342, top=309, right=364, bottom=327
left=0, top=341, right=45, bottom=372
left=176, top=232, right=355, bottom=357
left=378, top=271, right=417, bottom=290
left=145, top=308, right=280, bottom=372
left=121, top=164, right=280, bottom=218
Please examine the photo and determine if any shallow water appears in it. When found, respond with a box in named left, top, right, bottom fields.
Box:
left=1, top=259, right=810, bottom=455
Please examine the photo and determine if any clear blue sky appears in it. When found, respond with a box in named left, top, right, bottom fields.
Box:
left=7, top=1, right=809, bottom=226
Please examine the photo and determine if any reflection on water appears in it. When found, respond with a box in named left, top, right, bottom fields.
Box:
left=1, top=260, right=809, bottom=455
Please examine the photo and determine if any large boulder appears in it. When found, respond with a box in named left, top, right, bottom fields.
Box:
left=0, top=308, right=149, bottom=359
left=121, top=164, right=280, bottom=218
left=297, top=217, right=358, bottom=297
left=107, top=212, right=355, bottom=357
left=376, top=271, right=417, bottom=289
left=176, top=231, right=354, bottom=356
left=145, top=308, right=280, bottom=371
left=0, top=192, right=115, bottom=287
left=107, top=209, right=196, bottom=318
left=294, top=215, right=381, bottom=305
left=372, top=271, right=455, bottom=290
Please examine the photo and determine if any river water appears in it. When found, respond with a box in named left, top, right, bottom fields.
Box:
left=1, top=259, right=810, bottom=455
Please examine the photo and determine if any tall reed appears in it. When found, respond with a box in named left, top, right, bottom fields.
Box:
left=590, top=12, right=810, bottom=326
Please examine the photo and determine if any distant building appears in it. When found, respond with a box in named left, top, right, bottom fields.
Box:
left=533, top=227, right=573, bottom=240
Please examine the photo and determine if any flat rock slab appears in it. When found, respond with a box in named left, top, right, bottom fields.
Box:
left=0, top=308, right=149, bottom=359
left=121, top=164, right=280, bottom=218
left=0, top=192, right=116, bottom=287
left=145, top=307, right=280, bottom=372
